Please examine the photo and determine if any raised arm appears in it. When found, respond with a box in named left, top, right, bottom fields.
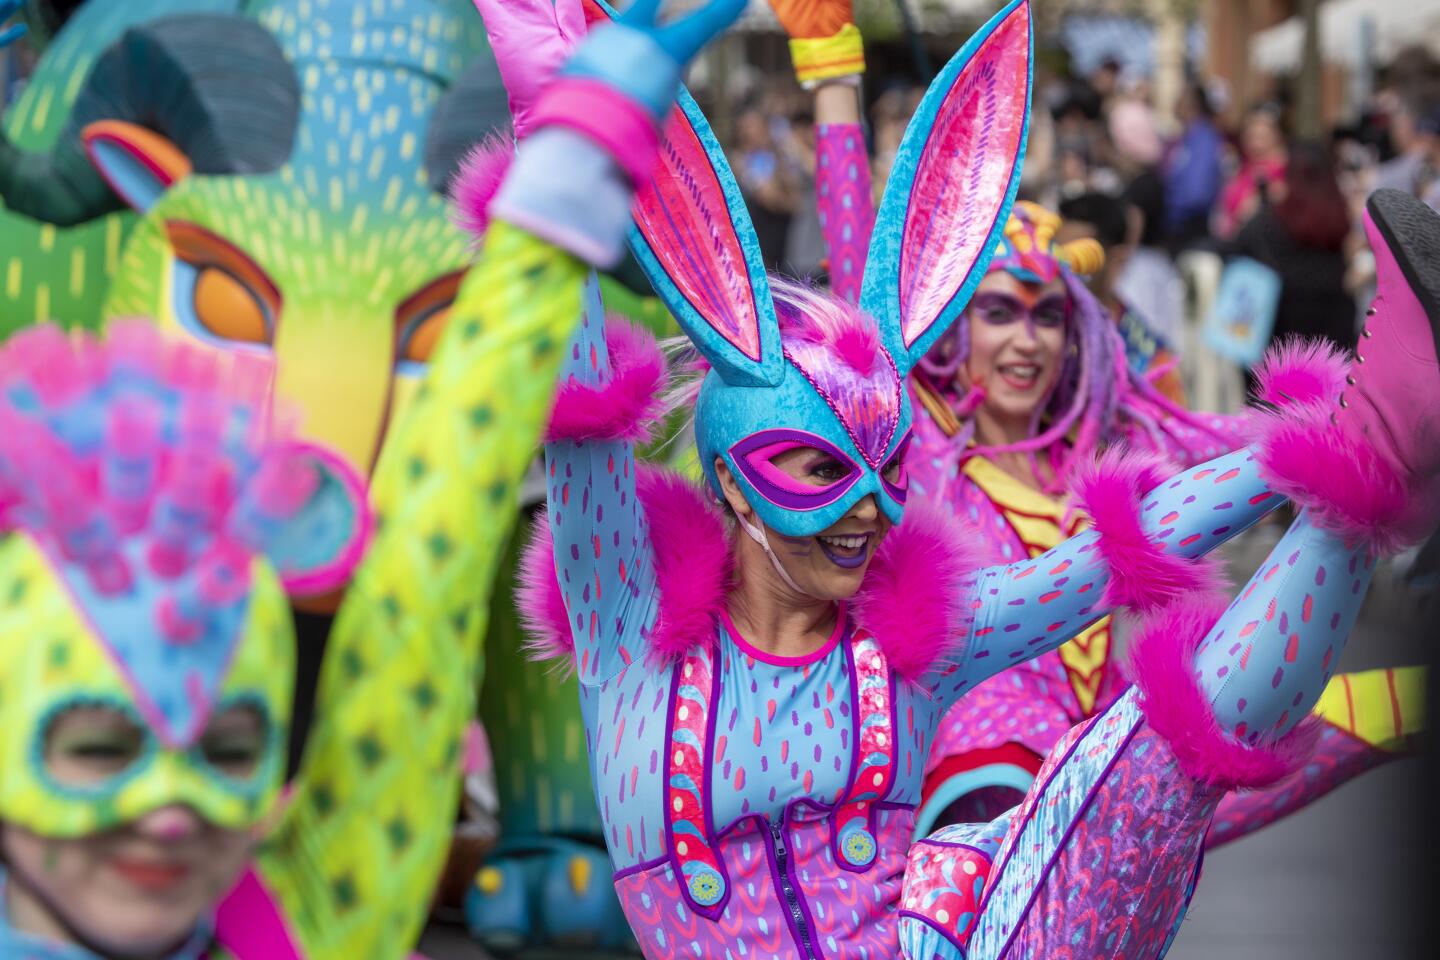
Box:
left=254, top=224, right=592, bottom=957
left=539, top=275, right=665, bottom=684
left=249, top=0, right=757, bottom=949
left=927, top=446, right=1279, bottom=706
left=769, top=0, right=875, bottom=302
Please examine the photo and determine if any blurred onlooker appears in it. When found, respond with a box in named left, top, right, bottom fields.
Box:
left=1217, top=104, right=1288, bottom=239
left=1107, top=77, right=1162, bottom=171
left=1100, top=73, right=1160, bottom=196
left=780, top=108, right=825, bottom=283
left=1373, top=96, right=1438, bottom=197
left=1086, top=57, right=1123, bottom=116
left=1060, top=191, right=1187, bottom=404
left=1228, top=141, right=1356, bottom=348
left=731, top=105, right=794, bottom=269
left=1163, top=81, right=1225, bottom=251
left=1057, top=193, right=1133, bottom=310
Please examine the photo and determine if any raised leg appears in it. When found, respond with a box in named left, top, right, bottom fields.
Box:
left=1206, top=666, right=1425, bottom=848
left=901, top=508, right=1415, bottom=960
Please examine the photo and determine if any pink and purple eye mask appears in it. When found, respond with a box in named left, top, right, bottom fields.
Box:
left=726, top=428, right=910, bottom=537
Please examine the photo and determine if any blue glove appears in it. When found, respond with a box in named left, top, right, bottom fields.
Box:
left=0, top=0, right=27, bottom=49
left=564, top=0, right=748, bottom=120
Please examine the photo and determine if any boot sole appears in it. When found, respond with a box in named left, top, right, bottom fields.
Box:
left=1367, top=188, right=1440, bottom=362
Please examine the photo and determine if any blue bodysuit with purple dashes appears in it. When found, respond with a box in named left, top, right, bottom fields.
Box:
left=540, top=294, right=1375, bottom=960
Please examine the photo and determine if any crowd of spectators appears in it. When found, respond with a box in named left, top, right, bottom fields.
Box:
left=722, top=40, right=1440, bottom=362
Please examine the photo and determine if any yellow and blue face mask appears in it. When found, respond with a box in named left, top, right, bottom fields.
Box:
left=0, top=321, right=370, bottom=838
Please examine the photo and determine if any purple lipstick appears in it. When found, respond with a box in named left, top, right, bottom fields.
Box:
left=816, top=532, right=871, bottom=569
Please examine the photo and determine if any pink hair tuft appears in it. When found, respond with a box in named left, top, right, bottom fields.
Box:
left=771, top=278, right=885, bottom=376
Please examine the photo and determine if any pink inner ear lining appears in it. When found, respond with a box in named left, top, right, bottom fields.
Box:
left=631, top=99, right=765, bottom=366
left=894, top=0, right=1030, bottom=348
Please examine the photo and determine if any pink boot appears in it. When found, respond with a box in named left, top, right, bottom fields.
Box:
left=1252, top=188, right=1440, bottom=555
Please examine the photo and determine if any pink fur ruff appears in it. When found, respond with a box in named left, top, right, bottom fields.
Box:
left=545, top=318, right=669, bottom=445
left=851, top=497, right=994, bottom=684
left=1126, top=596, right=1319, bottom=790
left=516, top=473, right=994, bottom=681
left=449, top=132, right=515, bottom=241
left=516, top=466, right=733, bottom=670
left=1251, top=336, right=1349, bottom=408
left=1249, top=399, right=1431, bottom=556
left=1072, top=449, right=1228, bottom=613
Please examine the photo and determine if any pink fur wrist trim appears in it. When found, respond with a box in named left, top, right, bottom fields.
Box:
left=517, top=467, right=732, bottom=671
left=546, top=318, right=669, bottom=445
left=1127, top=596, right=1320, bottom=791
left=529, top=77, right=661, bottom=187
left=1249, top=399, right=1433, bottom=556
left=1072, top=449, right=1226, bottom=613
left=449, top=132, right=516, bottom=242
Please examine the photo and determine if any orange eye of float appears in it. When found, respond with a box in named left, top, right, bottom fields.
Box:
left=394, top=271, right=463, bottom=373
left=166, top=222, right=280, bottom=346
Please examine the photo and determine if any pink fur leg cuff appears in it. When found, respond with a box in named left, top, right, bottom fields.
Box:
left=1127, top=596, right=1319, bottom=791
left=1072, top=449, right=1226, bottom=613
left=545, top=317, right=669, bottom=445
left=1249, top=399, right=1432, bottom=556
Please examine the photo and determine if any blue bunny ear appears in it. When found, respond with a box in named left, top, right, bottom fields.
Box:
left=584, top=0, right=783, bottom=387
left=859, top=0, right=1033, bottom=376
left=629, top=89, right=785, bottom=387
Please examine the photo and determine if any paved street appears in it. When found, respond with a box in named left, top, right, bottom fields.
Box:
left=423, top=528, right=1432, bottom=959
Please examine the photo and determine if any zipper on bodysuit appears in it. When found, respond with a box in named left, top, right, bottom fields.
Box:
left=768, top=818, right=820, bottom=960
